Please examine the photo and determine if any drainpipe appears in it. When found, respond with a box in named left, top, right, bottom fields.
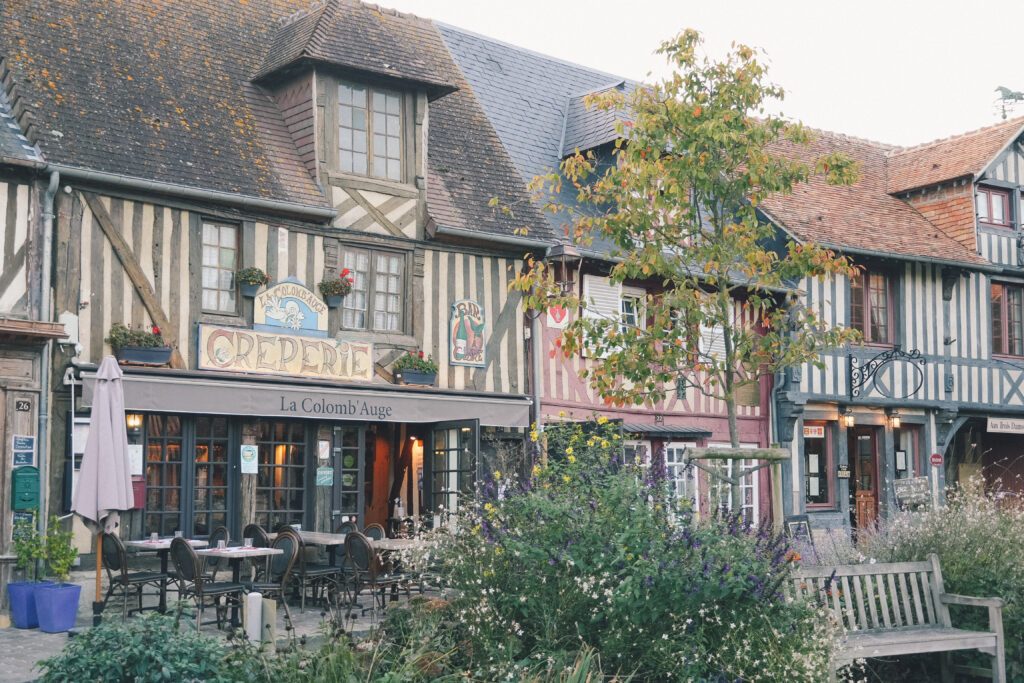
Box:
left=530, top=307, right=543, bottom=458
left=38, top=170, right=59, bottom=537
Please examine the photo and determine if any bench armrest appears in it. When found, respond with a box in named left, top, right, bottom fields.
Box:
left=939, top=593, right=1005, bottom=609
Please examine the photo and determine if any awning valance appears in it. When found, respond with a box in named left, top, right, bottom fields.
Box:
left=81, top=368, right=532, bottom=428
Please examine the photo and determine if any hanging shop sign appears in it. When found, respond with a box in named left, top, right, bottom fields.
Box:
left=254, top=278, right=329, bottom=338
left=987, top=417, right=1024, bottom=434
left=199, top=324, right=373, bottom=383
left=450, top=299, right=486, bottom=367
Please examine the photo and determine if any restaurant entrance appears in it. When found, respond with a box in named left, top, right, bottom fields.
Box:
left=848, top=427, right=880, bottom=532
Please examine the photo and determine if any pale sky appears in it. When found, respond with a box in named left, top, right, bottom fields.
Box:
left=385, top=0, right=1024, bottom=148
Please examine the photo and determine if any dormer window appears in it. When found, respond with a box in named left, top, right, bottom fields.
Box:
left=977, top=186, right=1011, bottom=228
left=338, top=82, right=403, bottom=181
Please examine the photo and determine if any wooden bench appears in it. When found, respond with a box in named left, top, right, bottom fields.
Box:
left=793, top=553, right=1005, bottom=682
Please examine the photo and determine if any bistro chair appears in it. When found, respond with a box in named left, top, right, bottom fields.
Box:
left=170, top=537, right=244, bottom=631
left=289, top=531, right=341, bottom=611
left=363, top=523, right=386, bottom=541
left=203, top=525, right=230, bottom=582
left=101, top=532, right=167, bottom=619
left=245, top=530, right=299, bottom=632
left=243, top=523, right=271, bottom=548
left=346, top=531, right=401, bottom=619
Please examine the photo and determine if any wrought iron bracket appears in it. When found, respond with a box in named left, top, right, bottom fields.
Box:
left=849, top=346, right=926, bottom=398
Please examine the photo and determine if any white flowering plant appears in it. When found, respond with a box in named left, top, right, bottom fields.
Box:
left=408, top=419, right=838, bottom=680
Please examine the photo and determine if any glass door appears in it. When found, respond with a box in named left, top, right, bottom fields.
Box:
left=427, top=420, right=479, bottom=517
left=849, top=427, right=879, bottom=531
left=190, top=416, right=231, bottom=537
left=332, top=424, right=365, bottom=529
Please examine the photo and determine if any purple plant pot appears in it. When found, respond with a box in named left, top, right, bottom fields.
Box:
left=34, top=583, right=81, bottom=633
left=8, top=581, right=55, bottom=629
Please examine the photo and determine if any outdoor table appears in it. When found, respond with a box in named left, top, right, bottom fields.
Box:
left=195, top=546, right=283, bottom=625
left=268, top=530, right=348, bottom=565
left=125, top=538, right=209, bottom=613
left=374, top=538, right=427, bottom=552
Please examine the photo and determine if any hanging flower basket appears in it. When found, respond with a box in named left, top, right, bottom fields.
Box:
left=236, top=267, right=271, bottom=298
left=319, top=269, right=354, bottom=308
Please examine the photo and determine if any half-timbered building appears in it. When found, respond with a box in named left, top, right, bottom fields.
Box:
left=768, top=121, right=1024, bottom=533
left=438, top=26, right=773, bottom=524
left=0, top=0, right=551, bottom=551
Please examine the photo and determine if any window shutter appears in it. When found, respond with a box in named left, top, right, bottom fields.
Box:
left=699, top=324, right=726, bottom=362
left=582, top=275, right=622, bottom=357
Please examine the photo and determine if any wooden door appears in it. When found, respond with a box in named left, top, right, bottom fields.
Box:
left=849, top=428, right=879, bottom=531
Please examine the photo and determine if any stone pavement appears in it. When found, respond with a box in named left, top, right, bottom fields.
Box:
left=0, top=556, right=410, bottom=683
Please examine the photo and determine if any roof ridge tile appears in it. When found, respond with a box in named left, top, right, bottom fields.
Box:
left=887, top=115, right=1024, bottom=157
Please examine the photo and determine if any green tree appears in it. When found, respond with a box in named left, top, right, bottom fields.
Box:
left=513, top=29, right=862, bottom=449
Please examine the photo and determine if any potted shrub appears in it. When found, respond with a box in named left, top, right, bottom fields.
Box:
left=34, top=517, right=80, bottom=633
left=236, top=266, right=270, bottom=297
left=392, top=350, right=439, bottom=386
left=7, top=517, right=53, bottom=629
left=106, top=322, right=173, bottom=365
left=318, top=268, right=354, bottom=308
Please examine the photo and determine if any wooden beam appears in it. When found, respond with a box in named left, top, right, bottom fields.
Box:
left=81, top=192, right=185, bottom=369
left=686, top=447, right=789, bottom=462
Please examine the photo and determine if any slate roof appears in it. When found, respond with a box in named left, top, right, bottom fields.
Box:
left=0, top=0, right=327, bottom=209
left=437, top=23, right=640, bottom=243
left=254, top=0, right=457, bottom=99
left=0, top=81, right=43, bottom=168
left=762, top=130, right=989, bottom=267
left=886, top=116, right=1024, bottom=194
left=561, top=81, right=632, bottom=156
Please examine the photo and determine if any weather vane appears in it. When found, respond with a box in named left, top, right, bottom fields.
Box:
left=995, top=86, right=1024, bottom=120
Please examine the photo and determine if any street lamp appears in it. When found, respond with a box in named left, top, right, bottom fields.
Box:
left=545, top=243, right=581, bottom=295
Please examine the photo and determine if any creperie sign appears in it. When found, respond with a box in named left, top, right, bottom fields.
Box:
left=198, top=324, right=373, bottom=382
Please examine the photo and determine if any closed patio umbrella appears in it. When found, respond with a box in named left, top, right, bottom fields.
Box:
left=71, top=355, right=135, bottom=625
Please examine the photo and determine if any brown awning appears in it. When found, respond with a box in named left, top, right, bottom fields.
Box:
left=81, top=368, right=531, bottom=428
left=0, top=318, right=66, bottom=345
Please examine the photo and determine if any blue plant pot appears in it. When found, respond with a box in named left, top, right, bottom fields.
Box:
left=116, top=345, right=173, bottom=366
left=34, top=583, right=81, bottom=633
left=8, top=581, right=54, bottom=629
left=395, top=370, right=436, bottom=386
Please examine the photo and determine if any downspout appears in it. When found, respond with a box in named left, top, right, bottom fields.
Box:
left=531, top=305, right=543, bottom=463
left=38, top=170, right=59, bottom=537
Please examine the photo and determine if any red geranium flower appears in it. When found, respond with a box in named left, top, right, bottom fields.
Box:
left=151, top=325, right=161, bottom=335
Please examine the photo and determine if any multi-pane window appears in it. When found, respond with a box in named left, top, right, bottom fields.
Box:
left=708, top=446, right=760, bottom=525
left=201, top=222, right=238, bottom=313
left=192, top=417, right=229, bottom=537
left=144, top=415, right=183, bottom=536
left=341, top=248, right=403, bottom=332
left=803, top=422, right=831, bottom=507
left=894, top=426, right=921, bottom=479
left=665, top=442, right=699, bottom=514
left=977, top=186, right=1011, bottom=227
left=991, top=282, right=1024, bottom=356
left=620, top=292, right=644, bottom=334
left=431, top=426, right=474, bottom=514
left=850, top=271, right=892, bottom=345
left=255, top=421, right=306, bottom=530
left=338, top=83, right=402, bottom=181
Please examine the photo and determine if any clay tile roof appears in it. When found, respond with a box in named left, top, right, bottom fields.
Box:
left=762, top=130, right=989, bottom=267
left=254, top=0, right=457, bottom=99
left=886, top=116, right=1024, bottom=194
left=0, top=0, right=327, bottom=209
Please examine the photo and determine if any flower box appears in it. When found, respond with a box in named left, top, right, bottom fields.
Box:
left=239, top=282, right=262, bottom=298
left=116, top=345, right=173, bottom=366
left=395, top=370, right=437, bottom=387
left=325, top=294, right=344, bottom=308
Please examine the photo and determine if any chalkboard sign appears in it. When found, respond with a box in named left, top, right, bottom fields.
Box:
left=784, top=514, right=814, bottom=552
left=893, top=476, right=930, bottom=505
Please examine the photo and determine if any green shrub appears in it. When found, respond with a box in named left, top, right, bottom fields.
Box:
left=12, top=517, right=43, bottom=581
left=105, top=322, right=164, bottom=352
left=860, top=482, right=1024, bottom=681
left=42, top=516, right=77, bottom=585
left=37, top=611, right=235, bottom=682
left=417, top=419, right=836, bottom=681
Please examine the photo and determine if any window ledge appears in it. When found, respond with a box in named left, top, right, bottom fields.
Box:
left=326, top=172, right=418, bottom=198
left=979, top=221, right=1013, bottom=229
left=337, top=329, right=418, bottom=349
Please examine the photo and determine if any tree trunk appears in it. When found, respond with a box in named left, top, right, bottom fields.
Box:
left=719, top=288, right=740, bottom=512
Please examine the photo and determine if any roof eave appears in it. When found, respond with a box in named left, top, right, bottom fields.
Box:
left=253, top=57, right=458, bottom=101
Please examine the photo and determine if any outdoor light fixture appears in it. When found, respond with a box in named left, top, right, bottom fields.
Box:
left=125, top=413, right=143, bottom=431
left=545, top=243, right=581, bottom=295
left=887, top=408, right=901, bottom=429
left=842, top=408, right=855, bottom=428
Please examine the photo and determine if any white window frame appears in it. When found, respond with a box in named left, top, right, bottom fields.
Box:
left=200, top=221, right=239, bottom=314
left=664, top=441, right=700, bottom=517
left=707, top=442, right=760, bottom=525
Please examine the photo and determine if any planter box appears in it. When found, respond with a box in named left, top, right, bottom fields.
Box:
left=35, top=583, right=81, bottom=633
left=8, top=581, right=55, bottom=629
left=325, top=294, right=344, bottom=308
left=239, top=282, right=263, bottom=297
left=116, top=345, right=173, bottom=365
left=395, top=370, right=437, bottom=386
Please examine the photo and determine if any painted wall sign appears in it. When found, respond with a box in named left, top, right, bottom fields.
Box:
left=803, top=425, right=825, bottom=439
left=987, top=416, right=1024, bottom=434
left=254, top=278, right=329, bottom=338
left=450, top=299, right=486, bottom=367
left=199, top=324, right=373, bottom=383
left=240, top=444, right=258, bottom=474
left=316, top=467, right=334, bottom=486
left=12, top=435, right=34, bottom=466
left=547, top=304, right=569, bottom=329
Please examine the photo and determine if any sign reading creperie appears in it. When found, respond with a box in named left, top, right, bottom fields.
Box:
left=198, top=324, right=373, bottom=383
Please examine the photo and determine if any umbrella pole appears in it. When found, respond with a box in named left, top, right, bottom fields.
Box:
left=93, top=533, right=104, bottom=627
